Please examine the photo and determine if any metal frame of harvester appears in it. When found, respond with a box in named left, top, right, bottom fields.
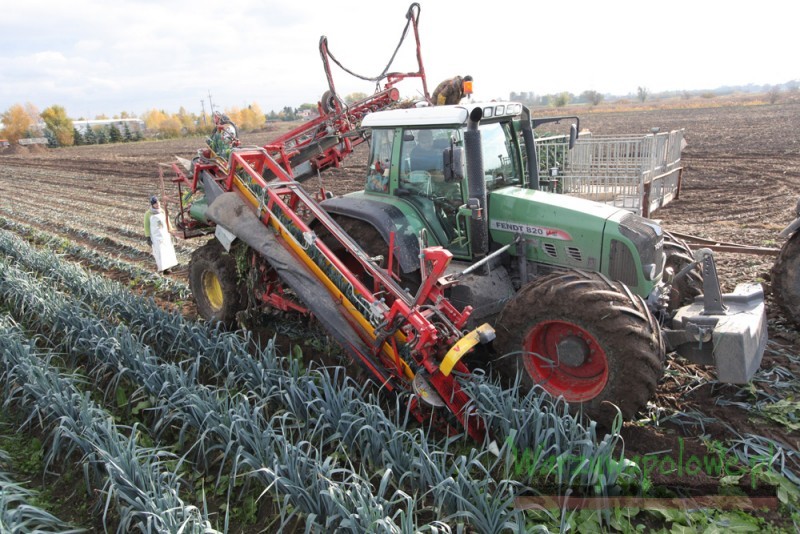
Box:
left=163, top=3, right=492, bottom=441
left=193, top=137, right=490, bottom=441
left=168, top=3, right=428, bottom=239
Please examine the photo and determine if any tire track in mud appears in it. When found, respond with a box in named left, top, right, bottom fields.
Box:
left=0, top=155, right=159, bottom=181
left=0, top=213, right=193, bottom=310
left=0, top=163, right=157, bottom=202
left=0, top=190, right=197, bottom=257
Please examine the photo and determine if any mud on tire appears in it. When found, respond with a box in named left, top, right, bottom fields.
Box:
left=189, top=239, right=247, bottom=326
left=771, top=232, right=800, bottom=327
left=493, top=270, right=665, bottom=426
left=664, top=231, right=703, bottom=312
left=317, top=215, right=421, bottom=293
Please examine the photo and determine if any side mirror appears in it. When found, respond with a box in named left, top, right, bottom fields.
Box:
left=443, top=146, right=465, bottom=183
left=569, top=123, right=578, bottom=149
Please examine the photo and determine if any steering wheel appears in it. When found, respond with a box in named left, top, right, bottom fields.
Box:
left=407, top=170, right=431, bottom=183
left=404, top=170, right=432, bottom=194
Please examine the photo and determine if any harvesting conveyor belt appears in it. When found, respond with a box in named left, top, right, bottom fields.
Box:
left=206, top=191, right=396, bottom=388
left=185, top=142, right=492, bottom=442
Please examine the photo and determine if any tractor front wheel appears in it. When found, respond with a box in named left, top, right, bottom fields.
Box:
left=189, top=239, right=246, bottom=326
left=493, top=270, right=665, bottom=426
left=664, top=231, right=703, bottom=312
left=772, top=231, right=800, bottom=326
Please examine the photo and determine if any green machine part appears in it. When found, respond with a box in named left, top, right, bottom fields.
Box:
left=189, top=196, right=210, bottom=224
left=487, top=187, right=663, bottom=298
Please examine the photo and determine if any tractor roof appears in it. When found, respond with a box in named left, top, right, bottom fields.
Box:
left=362, top=101, right=524, bottom=129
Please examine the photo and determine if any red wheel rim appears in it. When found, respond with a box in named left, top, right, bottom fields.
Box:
left=522, top=320, right=608, bottom=402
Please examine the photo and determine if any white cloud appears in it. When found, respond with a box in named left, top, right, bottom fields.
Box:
left=0, top=0, right=797, bottom=118
left=74, top=39, right=104, bottom=53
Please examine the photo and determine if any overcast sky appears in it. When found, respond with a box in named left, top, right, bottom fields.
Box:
left=1, top=0, right=797, bottom=119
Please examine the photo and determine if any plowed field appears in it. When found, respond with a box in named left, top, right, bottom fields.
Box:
left=1, top=97, right=799, bottom=530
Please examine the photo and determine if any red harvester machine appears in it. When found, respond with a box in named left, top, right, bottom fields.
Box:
left=163, top=3, right=493, bottom=441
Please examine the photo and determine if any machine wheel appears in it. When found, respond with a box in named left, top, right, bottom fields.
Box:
left=320, top=90, right=338, bottom=115
left=493, top=270, right=665, bottom=426
left=189, top=239, right=246, bottom=325
left=771, top=231, right=800, bottom=326
left=664, top=231, right=703, bottom=311
left=318, top=215, right=421, bottom=294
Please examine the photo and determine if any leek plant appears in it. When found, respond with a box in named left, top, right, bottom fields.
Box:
left=0, top=227, right=641, bottom=531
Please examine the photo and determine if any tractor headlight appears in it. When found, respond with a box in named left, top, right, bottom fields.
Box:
left=481, top=103, right=522, bottom=119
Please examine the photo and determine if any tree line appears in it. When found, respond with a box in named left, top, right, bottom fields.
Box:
left=3, top=81, right=796, bottom=148
left=0, top=101, right=324, bottom=148
left=511, top=82, right=796, bottom=108
left=72, top=122, right=143, bottom=146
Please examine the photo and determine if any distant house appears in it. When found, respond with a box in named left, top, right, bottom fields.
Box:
left=0, top=139, right=9, bottom=148
left=72, top=118, right=145, bottom=133
left=297, top=109, right=318, bottom=120
left=18, top=137, right=48, bottom=145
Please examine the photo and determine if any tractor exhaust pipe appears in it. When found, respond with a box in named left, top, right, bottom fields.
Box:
left=464, top=106, right=489, bottom=258
left=521, top=114, right=539, bottom=190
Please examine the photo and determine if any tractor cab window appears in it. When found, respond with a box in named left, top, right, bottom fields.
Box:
left=400, top=128, right=452, bottom=180
left=398, top=128, right=463, bottom=203
left=366, top=129, right=394, bottom=193
left=480, top=122, right=520, bottom=190
left=399, top=129, right=462, bottom=202
left=397, top=128, right=467, bottom=256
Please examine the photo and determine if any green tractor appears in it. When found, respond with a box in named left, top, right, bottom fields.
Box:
left=312, top=102, right=767, bottom=423
left=183, top=100, right=768, bottom=425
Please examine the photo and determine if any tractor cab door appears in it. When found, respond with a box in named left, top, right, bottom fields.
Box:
left=365, top=129, right=394, bottom=194
left=479, top=122, right=523, bottom=191
left=394, top=127, right=469, bottom=258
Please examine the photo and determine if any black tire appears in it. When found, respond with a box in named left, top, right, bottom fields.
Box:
left=493, top=270, right=665, bottom=426
left=320, top=90, right=338, bottom=115
left=771, top=231, right=800, bottom=326
left=189, top=239, right=246, bottom=325
left=318, top=215, right=421, bottom=294
left=664, top=231, right=703, bottom=311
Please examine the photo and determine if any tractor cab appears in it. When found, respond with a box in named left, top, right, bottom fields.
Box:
left=360, top=102, right=529, bottom=261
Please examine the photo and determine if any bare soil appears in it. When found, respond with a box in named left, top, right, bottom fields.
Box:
left=1, top=98, right=799, bottom=504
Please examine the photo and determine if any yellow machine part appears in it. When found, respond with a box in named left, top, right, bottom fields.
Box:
left=440, top=323, right=496, bottom=376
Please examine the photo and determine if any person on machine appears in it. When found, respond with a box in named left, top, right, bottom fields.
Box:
left=431, top=75, right=473, bottom=105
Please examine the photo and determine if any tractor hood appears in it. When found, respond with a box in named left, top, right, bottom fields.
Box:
left=488, top=187, right=631, bottom=272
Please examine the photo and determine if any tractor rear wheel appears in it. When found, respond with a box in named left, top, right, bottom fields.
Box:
left=189, top=239, right=246, bottom=326
left=664, top=231, right=703, bottom=312
left=493, top=270, right=665, bottom=426
left=771, top=231, right=800, bottom=326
